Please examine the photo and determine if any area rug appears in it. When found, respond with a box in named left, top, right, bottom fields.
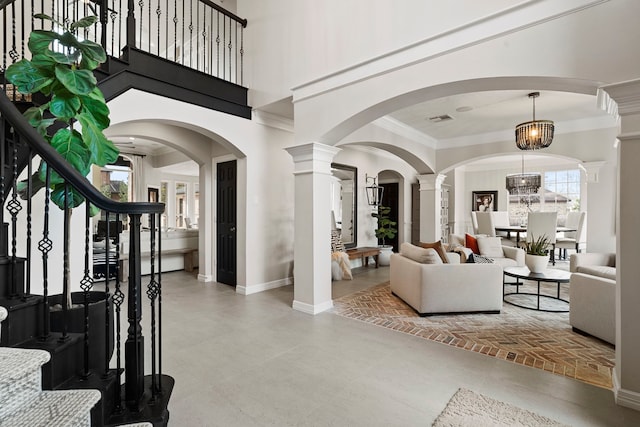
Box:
left=332, top=282, right=614, bottom=389
left=432, top=388, right=570, bottom=427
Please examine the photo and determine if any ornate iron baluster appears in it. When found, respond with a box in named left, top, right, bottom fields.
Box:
left=38, top=167, right=52, bottom=340
left=188, top=0, right=193, bottom=68
left=147, top=213, right=159, bottom=396
left=81, top=200, right=94, bottom=379
left=216, top=11, right=220, bottom=78
left=25, top=149, right=33, bottom=294
left=59, top=181, right=70, bottom=343
left=173, top=0, right=177, bottom=62
left=8, top=132, right=23, bottom=298
left=240, top=25, right=244, bottom=86
left=157, top=212, right=162, bottom=390
left=138, top=0, right=144, bottom=49
left=156, top=0, right=161, bottom=56
left=112, top=212, right=125, bottom=411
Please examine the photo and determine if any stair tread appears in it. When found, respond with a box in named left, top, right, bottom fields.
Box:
left=0, top=347, right=50, bottom=382
left=0, top=389, right=101, bottom=427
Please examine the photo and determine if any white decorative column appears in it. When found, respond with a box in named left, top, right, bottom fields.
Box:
left=286, top=143, right=341, bottom=315
left=417, top=174, right=446, bottom=243
left=198, top=160, right=215, bottom=282
left=600, top=79, right=640, bottom=411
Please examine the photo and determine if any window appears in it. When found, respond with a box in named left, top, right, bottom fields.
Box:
left=175, top=182, right=187, bottom=228
left=544, top=169, right=581, bottom=224
left=507, top=169, right=581, bottom=225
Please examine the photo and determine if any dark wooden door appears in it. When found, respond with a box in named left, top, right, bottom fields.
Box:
left=217, top=160, right=237, bottom=286
left=380, top=182, right=399, bottom=252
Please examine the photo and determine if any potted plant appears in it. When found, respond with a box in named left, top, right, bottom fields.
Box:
left=5, top=13, right=117, bottom=365
left=6, top=13, right=119, bottom=308
left=372, top=205, right=397, bottom=266
left=523, top=234, right=550, bottom=273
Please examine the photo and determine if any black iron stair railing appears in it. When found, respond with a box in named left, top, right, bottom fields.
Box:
left=0, top=89, right=173, bottom=425
left=1, top=0, right=247, bottom=85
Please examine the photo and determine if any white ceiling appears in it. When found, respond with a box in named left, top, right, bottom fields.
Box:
left=111, top=89, right=613, bottom=175
left=386, top=90, right=610, bottom=141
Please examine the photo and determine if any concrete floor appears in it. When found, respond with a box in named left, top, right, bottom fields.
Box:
left=157, top=267, right=640, bottom=426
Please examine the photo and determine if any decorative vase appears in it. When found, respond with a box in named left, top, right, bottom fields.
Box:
left=378, top=245, right=393, bottom=266
left=525, top=254, right=548, bottom=273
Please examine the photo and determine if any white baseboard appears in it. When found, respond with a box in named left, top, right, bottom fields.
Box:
left=292, top=299, right=333, bottom=315
left=613, top=371, right=640, bottom=411
left=236, top=277, right=293, bottom=295
left=197, top=273, right=213, bottom=282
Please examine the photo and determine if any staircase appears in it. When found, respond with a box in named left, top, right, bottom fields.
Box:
left=0, top=347, right=101, bottom=426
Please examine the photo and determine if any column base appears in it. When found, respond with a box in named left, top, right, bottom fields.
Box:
left=292, top=299, right=333, bottom=315
left=614, top=369, right=640, bottom=411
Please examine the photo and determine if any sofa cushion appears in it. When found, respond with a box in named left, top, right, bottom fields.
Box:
left=466, top=253, right=494, bottom=264
left=419, top=240, right=449, bottom=263
left=400, top=243, right=443, bottom=264
left=490, top=257, right=519, bottom=268
left=465, top=234, right=480, bottom=254
left=576, top=265, right=616, bottom=281
left=477, top=237, right=505, bottom=258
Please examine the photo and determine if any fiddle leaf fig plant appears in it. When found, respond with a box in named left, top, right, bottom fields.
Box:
left=6, top=13, right=118, bottom=210
left=372, top=205, right=397, bottom=247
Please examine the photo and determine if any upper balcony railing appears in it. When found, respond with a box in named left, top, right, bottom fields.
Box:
left=0, top=0, right=247, bottom=86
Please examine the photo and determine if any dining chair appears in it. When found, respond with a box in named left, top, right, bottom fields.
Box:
left=526, top=211, right=558, bottom=265
left=470, top=211, right=479, bottom=234
left=491, top=211, right=516, bottom=246
left=475, top=212, right=496, bottom=236
left=556, top=212, right=587, bottom=260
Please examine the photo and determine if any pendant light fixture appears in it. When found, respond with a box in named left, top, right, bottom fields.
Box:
left=515, top=92, right=554, bottom=150
left=365, top=174, right=384, bottom=207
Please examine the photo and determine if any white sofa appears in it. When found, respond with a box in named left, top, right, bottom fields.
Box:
left=449, top=234, right=525, bottom=268
left=390, top=243, right=503, bottom=316
left=569, top=253, right=616, bottom=345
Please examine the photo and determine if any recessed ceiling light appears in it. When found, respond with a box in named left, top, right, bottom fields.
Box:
left=455, top=106, right=473, bottom=112
left=128, top=137, right=135, bottom=141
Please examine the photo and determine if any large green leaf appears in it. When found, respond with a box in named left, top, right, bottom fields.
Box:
left=54, top=66, right=96, bottom=95
left=50, top=92, right=81, bottom=120
left=6, top=59, right=54, bottom=94
left=77, top=39, right=106, bottom=67
left=77, top=112, right=119, bottom=166
left=49, top=128, right=92, bottom=177
left=70, top=16, right=98, bottom=30
left=30, top=53, right=57, bottom=76
left=80, top=89, right=110, bottom=129
left=23, top=106, right=56, bottom=136
left=45, top=49, right=80, bottom=65
left=28, top=30, right=59, bottom=55
left=50, top=184, right=86, bottom=210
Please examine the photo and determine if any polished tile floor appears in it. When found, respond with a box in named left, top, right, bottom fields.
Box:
left=158, top=267, right=640, bottom=426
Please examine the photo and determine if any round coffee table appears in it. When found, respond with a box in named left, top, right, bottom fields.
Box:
left=503, top=266, right=570, bottom=312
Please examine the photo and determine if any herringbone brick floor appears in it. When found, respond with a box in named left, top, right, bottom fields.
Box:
left=332, top=281, right=614, bottom=389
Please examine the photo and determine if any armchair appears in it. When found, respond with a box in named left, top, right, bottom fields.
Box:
left=569, top=253, right=616, bottom=345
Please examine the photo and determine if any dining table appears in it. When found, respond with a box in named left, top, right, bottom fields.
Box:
left=494, top=225, right=576, bottom=245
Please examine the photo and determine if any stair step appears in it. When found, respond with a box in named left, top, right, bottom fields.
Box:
left=0, top=388, right=101, bottom=427
left=0, top=296, right=43, bottom=347
left=0, top=347, right=50, bottom=420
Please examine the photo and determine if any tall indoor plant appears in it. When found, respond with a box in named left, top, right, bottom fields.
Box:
left=372, top=205, right=397, bottom=266
left=6, top=13, right=119, bottom=308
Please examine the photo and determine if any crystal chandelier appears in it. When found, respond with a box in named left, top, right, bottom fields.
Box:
left=505, top=155, right=541, bottom=195
left=515, top=92, right=554, bottom=150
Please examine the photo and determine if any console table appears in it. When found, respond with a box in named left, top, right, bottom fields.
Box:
left=346, top=247, right=381, bottom=268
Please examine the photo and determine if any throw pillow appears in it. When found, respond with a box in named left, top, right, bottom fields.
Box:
left=418, top=240, right=449, bottom=263
left=465, top=233, right=480, bottom=254
left=331, top=230, right=346, bottom=253
left=477, top=236, right=504, bottom=258
left=466, top=253, right=495, bottom=264
left=400, top=242, right=443, bottom=264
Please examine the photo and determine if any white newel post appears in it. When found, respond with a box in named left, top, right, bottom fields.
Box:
left=600, top=79, right=640, bottom=411
left=286, top=143, right=341, bottom=315
left=418, top=174, right=446, bottom=243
